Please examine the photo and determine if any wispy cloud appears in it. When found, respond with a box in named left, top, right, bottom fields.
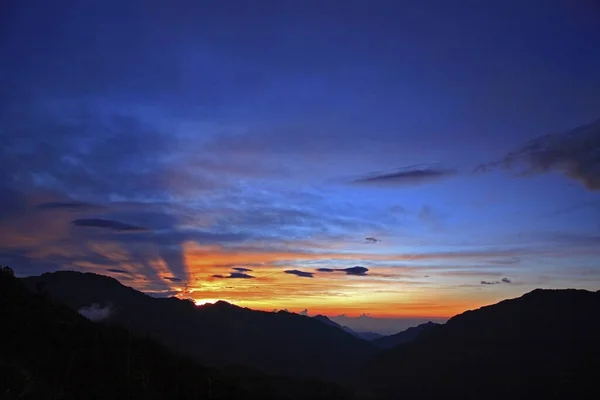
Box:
left=352, top=164, right=455, bottom=186
left=36, top=201, right=102, bottom=211
left=71, top=218, right=150, bottom=232
left=106, top=268, right=130, bottom=274
left=478, top=117, right=600, bottom=190
left=163, top=276, right=183, bottom=282
left=481, top=277, right=512, bottom=285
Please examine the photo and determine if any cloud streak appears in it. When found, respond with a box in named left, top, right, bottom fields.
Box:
left=314, top=266, right=369, bottom=276
left=36, top=201, right=102, bottom=211
left=478, top=117, right=600, bottom=190
left=71, top=218, right=150, bottom=232
left=352, top=164, right=455, bottom=187
left=212, top=272, right=255, bottom=279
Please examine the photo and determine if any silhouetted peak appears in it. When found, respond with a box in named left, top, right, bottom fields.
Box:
left=38, top=270, right=124, bottom=287
left=313, top=315, right=342, bottom=328
left=197, top=300, right=241, bottom=311
left=523, top=288, right=590, bottom=297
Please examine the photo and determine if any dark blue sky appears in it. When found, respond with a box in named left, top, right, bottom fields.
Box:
left=1, top=0, right=599, bottom=321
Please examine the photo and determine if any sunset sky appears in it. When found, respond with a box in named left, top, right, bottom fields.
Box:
left=2, top=1, right=599, bottom=327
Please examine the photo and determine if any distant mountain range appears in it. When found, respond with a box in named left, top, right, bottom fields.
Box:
left=22, top=271, right=376, bottom=383
left=11, top=269, right=600, bottom=400
left=312, top=315, right=383, bottom=341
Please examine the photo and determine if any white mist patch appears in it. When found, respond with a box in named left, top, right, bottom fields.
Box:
left=78, top=303, right=111, bottom=321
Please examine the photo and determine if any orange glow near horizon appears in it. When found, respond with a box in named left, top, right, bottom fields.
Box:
left=55, top=239, right=533, bottom=319
left=161, top=241, right=512, bottom=318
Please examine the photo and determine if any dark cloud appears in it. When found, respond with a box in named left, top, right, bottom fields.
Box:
left=478, top=118, right=600, bottom=190
left=352, top=164, right=455, bottom=187
left=106, top=268, right=130, bottom=275
left=314, top=266, right=369, bottom=276
left=163, top=276, right=183, bottom=282
left=71, top=218, right=150, bottom=232
left=284, top=270, right=314, bottom=278
left=229, top=272, right=255, bottom=279
left=36, top=201, right=102, bottom=211
left=342, top=266, right=369, bottom=276
left=316, top=268, right=335, bottom=272
left=365, top=237, right=380, bottom=243
left=481, top=277, right=512, bottom=285
left=232, top=267, right=253, bottom=272
left=213, top=272, right=255, bottom=279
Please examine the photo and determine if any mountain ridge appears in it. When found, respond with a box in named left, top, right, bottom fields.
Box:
left=372, top=321, right=439, bottom=349
left=1, top=266, right=356, bottom=400
left=22, top=270, right=376, bottom=383
left=362, top=287, right=600, bottom=399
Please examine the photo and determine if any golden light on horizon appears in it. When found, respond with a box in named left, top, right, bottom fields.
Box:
left=193, top=298, right=232, bottom=306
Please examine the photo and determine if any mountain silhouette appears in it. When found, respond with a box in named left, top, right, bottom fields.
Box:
left=362, top=288, right=600, bottom=399
left=1, top=267, right=355, bottom=400
left=313, top=315, right=382, bottom=340
left=22, top=271, right=376, bottom=383
left=372, top=321, right=439, bottom=349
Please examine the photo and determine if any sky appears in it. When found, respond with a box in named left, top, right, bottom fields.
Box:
left=2, top=1, right=600, bottom=330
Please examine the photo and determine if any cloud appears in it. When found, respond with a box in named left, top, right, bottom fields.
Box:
left=71, top=218, right=150, bottom=232
left=365, top=237, right=380, bottom=243
left=314, top=266, right=369, bottom=276
left=481, top=277, right=512, bottom=285
left=36, top=201, right=101, bottom=211
left=106, top=268, right=130, bottom=275
left=316, top=268, right=335, bottom=272
left=163, top=276, right=183, bottom=282
left=229, top=272, right=255, bottom=279
left=212, top=272, right=255, bottom=279
left=284, top=269, right=314, bottom=278
left=299, top=309, right=309, bottom=316
left=478, top=118, right=600, bottom=190
left=352, top=164, right=455, bottom=186
left=342, top=266, right=369, bottom=276
left=232, top=267, right=253, bottom=272
left=78, top=303, right=111, bottom=321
